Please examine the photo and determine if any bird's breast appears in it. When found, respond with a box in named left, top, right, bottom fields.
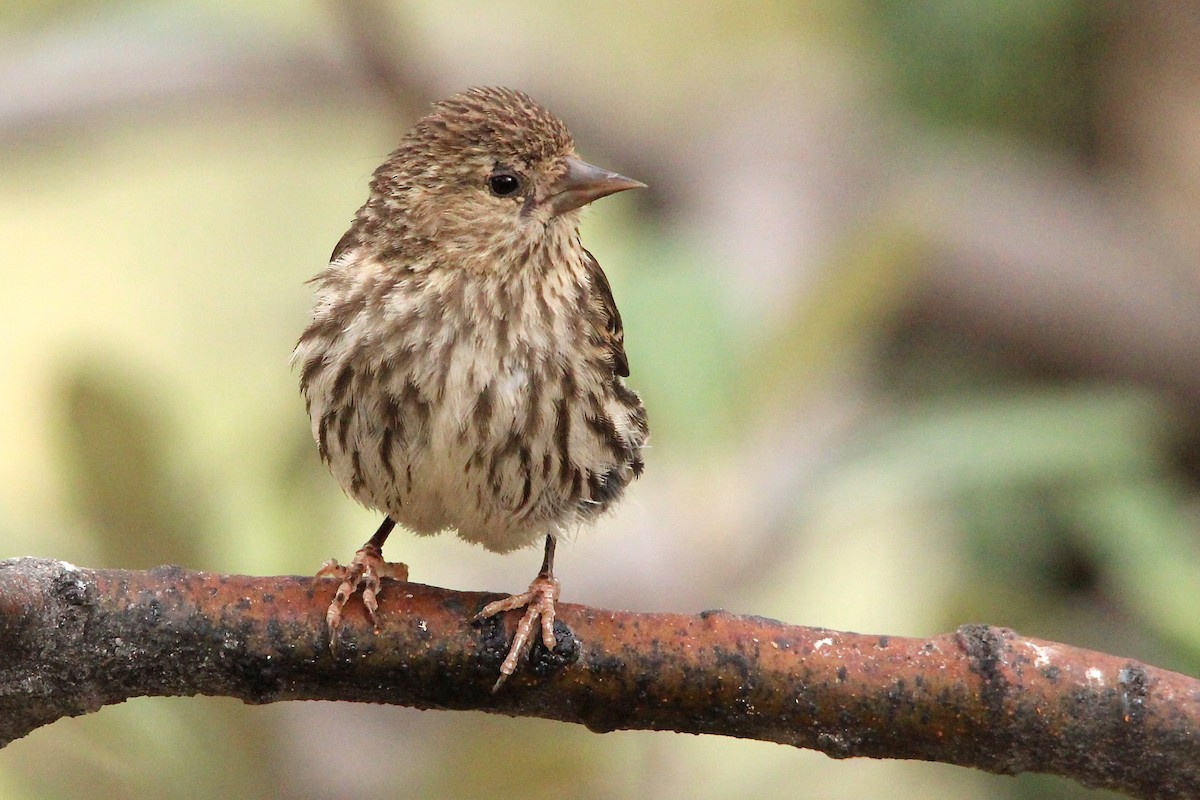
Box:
left=298, top=252, right=645, bottom=552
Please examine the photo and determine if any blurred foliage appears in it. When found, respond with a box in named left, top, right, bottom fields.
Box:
left=617, top=225, right=741, bottom=457
left=54, top=359, right=209, bottom=568
left=1, top=1, right=1196, bottom=799
left=871, top=0, right=1104, bottom=155
left=875, top=322, right=1200, bottom=676
left=842, top=385, right=1200, bottom=674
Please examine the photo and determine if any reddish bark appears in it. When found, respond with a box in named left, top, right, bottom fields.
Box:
left=0, top=557, right=1195, bottom=799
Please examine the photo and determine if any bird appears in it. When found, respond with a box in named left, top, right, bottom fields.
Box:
left=292, top=87, right=648, bottom=689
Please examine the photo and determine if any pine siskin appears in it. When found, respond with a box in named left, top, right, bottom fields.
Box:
left=293, top=87, right=648, bottom=687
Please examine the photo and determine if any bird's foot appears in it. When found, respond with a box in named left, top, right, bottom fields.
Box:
left=315, top=543, right=409, bottom=641
left=475, top=573, right=561, bottom=690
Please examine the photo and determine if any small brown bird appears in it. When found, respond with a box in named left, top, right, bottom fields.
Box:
left=292, top=87, right=648, bottom=687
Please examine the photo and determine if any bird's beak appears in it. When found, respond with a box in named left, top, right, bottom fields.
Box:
left=547, top=156, right=645, bottom=217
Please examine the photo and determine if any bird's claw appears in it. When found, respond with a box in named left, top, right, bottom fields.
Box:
left=476, top=573, right=561, bottom=690
left=315, top=544, right=409, bottom=642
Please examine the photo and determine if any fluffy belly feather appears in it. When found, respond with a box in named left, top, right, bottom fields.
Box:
left=306, top=334, right=644, bottom=553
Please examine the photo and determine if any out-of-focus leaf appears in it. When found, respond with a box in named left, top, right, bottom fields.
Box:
left=812, top=387, right=1188, bottom=657
left=841, top=388, right=1171, bottom=502
left=871, top=0, right=1103, bottom=153
left=610, top=229, right=738, bottom=456
left=1067, top=482, right=1200, bottom=670
left=54, top=358, right=207, bottom=567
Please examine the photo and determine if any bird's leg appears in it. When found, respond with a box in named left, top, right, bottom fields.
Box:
left=475, top=534, right=561, bottom=690
left=315, top=516, right=409, bottom=640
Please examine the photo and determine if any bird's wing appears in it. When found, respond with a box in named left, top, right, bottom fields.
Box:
left=329, top=229, right=357, bottom=263
left=583, top=248, right=630, bottom=378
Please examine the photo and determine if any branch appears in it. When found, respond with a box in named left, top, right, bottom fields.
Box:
left=0, top=557, right=1195, bottom=798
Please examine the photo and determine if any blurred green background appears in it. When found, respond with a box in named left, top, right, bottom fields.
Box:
left=2, top=2, right=1198, bottom=798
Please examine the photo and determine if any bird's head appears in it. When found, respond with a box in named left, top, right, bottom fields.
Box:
left=364, top=87, right=643, bottom=265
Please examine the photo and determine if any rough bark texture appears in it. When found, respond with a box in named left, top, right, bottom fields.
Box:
left=0, top=557, right=1196, bottom=798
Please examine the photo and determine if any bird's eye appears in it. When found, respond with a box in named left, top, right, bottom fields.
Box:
left=488, top=172, right=522, bottom=197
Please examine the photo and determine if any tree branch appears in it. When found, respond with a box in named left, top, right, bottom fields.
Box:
left=0, top=557, right=1195, bottom=798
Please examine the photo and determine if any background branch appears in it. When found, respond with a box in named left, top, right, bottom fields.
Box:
left=0, top=557, right=1195, bottom=798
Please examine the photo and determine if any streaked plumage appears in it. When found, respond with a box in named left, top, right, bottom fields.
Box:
left=293, top=87, right=647, bottom=686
